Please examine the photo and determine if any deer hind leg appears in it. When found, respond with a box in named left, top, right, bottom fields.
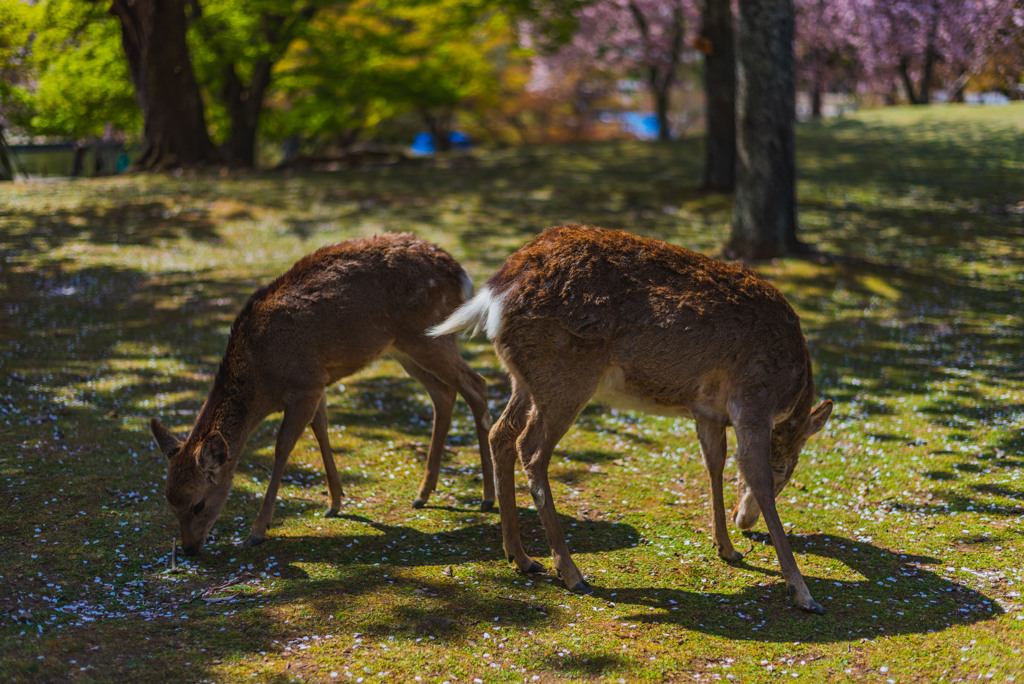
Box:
left=452, top=363, right=494, bottom=510
left=733, top=423, right=823, bottom=614
left=517, top=388, right=596, bottom=594
left=507, top=368, right=598, bottom=593
left=396, top=335, right=494, bottom=510
left=392, top=351, right=457, bottom=509
left=310, top=393, right=343, bottom=518
left=696, top=418, right=740, bottom=562
left=245, top=393, right=323, bottom=548
left=489, top=382, right=538, bottom=574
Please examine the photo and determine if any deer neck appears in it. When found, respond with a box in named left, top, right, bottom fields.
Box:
left=193, top=368, right=260, bottom=465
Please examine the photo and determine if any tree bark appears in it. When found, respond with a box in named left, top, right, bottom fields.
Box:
left=221, top=60, right=274, bottom=167
left=701, top=0, right=735, bottom=191
left=423, top=110, right=454, bottom=152
left=0, top=128, right=14, bottom=181
left=109, top=0, right=218, bottom=169
left=918, top=7, right=940, bottom=106
left=728, top=0, right=804, bottom=259
left=208, top=8, right=315, bottom=167
left=811, top=79, right=823, bottom=118
left=898, top=57, right=921, bottom=104
left=70, top=143, right=88, bottom=178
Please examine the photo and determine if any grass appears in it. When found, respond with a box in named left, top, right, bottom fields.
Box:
left=1, top=103, right=1022, bottom=682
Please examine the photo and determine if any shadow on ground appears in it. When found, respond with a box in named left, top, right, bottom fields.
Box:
left=607, top=532, right=1000, bottom=643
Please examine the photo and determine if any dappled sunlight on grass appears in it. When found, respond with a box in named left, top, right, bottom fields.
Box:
left=1, top=104, right=1022, bottom=681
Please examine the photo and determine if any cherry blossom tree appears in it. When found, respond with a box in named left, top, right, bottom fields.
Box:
left=528, top=0, right=701, bottom=141
left=794, top=0, right=860, bottom=116
left=803, top=0, right=1024, bottom=105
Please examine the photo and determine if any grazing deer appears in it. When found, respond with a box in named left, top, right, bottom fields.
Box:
left=430, top=224, right=832, bottom=613
left=150, top=233, right=494, bottom=554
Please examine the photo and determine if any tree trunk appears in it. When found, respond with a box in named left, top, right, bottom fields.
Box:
left=898, top=57, right=922, bottom=104
left=701, top=0, right=735, bottom=191
left=70, top=143, right=88, bottom=178
left=423, top=111, right=453, bottom=152
left=653, top=77, right=672, bottom=142
left=109, top=0, right=218, bottom=169
left=0, top=128, right=15, bottom=181
left=221, top=60, right=274, bottom=167
left=918, top=7, right=940, bottom=106
left=630, top=1, right=684, bottom=143
left=729, top=0, right=803, bottom=259
left=810, top=60, right=824, bottom=118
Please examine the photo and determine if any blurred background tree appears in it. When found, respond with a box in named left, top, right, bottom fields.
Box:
left=3, top=0, right=1019, bottom=170
left=0, top=0, right=1020, bottom=252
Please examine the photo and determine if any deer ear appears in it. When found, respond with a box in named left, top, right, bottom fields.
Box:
left=150, top=418, right=183, bottom=459
left=198, top=432, right=230, bottom=482
left=804, top=400, right=833, bottom=438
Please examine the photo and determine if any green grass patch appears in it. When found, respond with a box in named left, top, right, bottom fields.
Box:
left=2, top=103, right=1023, bottom=681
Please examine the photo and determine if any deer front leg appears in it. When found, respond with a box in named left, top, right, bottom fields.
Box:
left=310, top=393, right=343, bottom=518
left=696, top=419, right=741, bottom=562
left=245, top=396, right=320, bottom=548
left=734, top=425, right=823, bottom=613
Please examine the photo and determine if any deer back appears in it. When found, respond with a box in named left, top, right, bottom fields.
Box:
left=222, top=233, right=471, bottom=400
left=487, top=224, right=813, bottom=423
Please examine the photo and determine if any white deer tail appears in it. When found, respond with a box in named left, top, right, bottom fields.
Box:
left=428, top=286, right=506, bottom=340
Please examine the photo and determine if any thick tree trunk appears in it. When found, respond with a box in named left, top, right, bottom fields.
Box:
left=109, top=0, right=218, bottom=169
left=729, top=0, right=804, bottom=259
left=701, top=0, right=735, bottom=191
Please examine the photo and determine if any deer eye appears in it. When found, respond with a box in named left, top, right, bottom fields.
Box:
left=191, top=501, right=206, bottom=515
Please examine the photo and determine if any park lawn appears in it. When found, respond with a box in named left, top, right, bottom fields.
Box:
left=1, top=103, right=1022, bottom=682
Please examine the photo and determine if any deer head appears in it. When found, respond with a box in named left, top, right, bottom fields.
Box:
left=151, top=418, right=232, bottom=554
left=733, top=399, right=833, bottom=529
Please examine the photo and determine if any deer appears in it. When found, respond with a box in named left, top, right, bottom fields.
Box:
left=149, top=233, right=494, bottom=555
left=429, top=224, right=833, bottom=613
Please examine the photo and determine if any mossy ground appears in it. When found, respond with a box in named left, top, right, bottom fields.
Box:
left=1, top=104, right=1022, bottom=682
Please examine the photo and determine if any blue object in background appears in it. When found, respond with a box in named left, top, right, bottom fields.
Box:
left=620, top=112, right=660, bottom=140
left=411, top=132, right=436, bottom=155
left=448, top=131, right=471, bottom=150
left=410, top=131, right=473, bottom=156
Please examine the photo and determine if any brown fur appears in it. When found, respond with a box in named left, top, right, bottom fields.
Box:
left=432, top=224, right=832, bottom=612
left=151, top=233, right=494, bottom=554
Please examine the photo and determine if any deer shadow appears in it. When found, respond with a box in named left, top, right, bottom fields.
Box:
left=197, top=510, right=639, bottom=583
left=603, top=532, right=1000, bottom=643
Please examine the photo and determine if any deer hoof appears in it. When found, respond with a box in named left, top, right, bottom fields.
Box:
left=724, top=550, right=744, bottom=563
left=242, top=534, right=264, bottom=548
left=324, top=507, right=341, bottom=518
left=800, top=598, right=826, bottom=614
left=480, top=499, right=495, bottom=512
left=568, top=579, right=594, bottom=595
left=411, top=498, right=426, bottom=509
left=518, top=559, right=545, bottom=575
